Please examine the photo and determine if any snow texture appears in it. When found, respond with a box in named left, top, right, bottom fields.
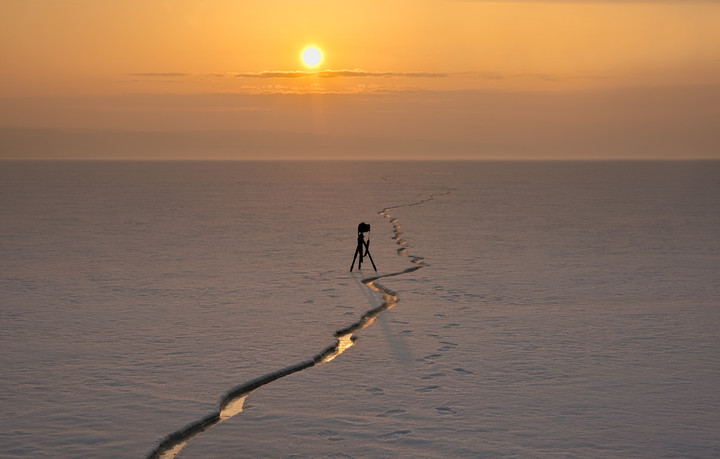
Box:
left=1, top=161, right=719, bottom=458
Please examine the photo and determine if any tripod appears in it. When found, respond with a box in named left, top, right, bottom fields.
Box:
left=350, top=223, right=377, bottom=272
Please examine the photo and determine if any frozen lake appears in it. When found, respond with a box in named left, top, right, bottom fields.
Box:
left=1, top=161, right=719, bottom=457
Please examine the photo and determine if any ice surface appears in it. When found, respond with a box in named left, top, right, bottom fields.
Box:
left=1, top=161, right=719, bottom=458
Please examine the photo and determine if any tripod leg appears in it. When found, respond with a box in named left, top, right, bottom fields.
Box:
left=350, top=246, right=360, bottom=272
left=364, top=240, right=377, bottom=272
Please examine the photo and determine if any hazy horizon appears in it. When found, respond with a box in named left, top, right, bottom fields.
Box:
left=2, top=1, right=719, bottom=160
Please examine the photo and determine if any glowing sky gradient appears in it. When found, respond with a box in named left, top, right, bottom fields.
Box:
left=1, top=0, right=719, bottom=159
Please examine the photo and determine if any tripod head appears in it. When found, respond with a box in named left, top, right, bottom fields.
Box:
left=357, top=222, right=371, bottom=235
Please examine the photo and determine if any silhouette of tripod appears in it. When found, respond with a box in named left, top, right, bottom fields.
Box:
left=350, top=222, right=377, bottom=272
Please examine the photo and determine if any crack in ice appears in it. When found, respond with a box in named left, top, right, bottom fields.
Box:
left=147, top=189, right=453, bottom=459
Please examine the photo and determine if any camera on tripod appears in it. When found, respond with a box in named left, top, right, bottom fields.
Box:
left=351, top=221, right=376, bottom=272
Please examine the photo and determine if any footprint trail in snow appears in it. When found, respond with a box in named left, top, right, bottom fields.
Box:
left=147, top=189, right=453, bottom=459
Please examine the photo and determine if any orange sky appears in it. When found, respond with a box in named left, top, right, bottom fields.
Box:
left=1, top=1, right=719, bottom=159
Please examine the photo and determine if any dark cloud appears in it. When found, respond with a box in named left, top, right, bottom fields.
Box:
left=128, top=73, right=188, bottom=77
left=128, top=70, right=601, bottom=82
left=233, top=70, right=447, bottom=78
left=127, top=70, right=447, bottom=81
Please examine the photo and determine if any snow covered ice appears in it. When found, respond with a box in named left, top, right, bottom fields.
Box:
left=1, top=161, right=719, bottom=458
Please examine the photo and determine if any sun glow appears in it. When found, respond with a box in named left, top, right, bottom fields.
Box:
left=301, top=46, right=323, bottom=68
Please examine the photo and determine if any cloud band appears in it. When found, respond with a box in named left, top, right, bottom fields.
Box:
left=131, top=70, right=447, bottom=79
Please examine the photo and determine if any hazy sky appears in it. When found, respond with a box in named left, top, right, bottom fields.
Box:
left=1, top=0, right=719, bottom=159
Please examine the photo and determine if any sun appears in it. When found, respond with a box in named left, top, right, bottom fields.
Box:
left=301, top=46, right=323, bottom=68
